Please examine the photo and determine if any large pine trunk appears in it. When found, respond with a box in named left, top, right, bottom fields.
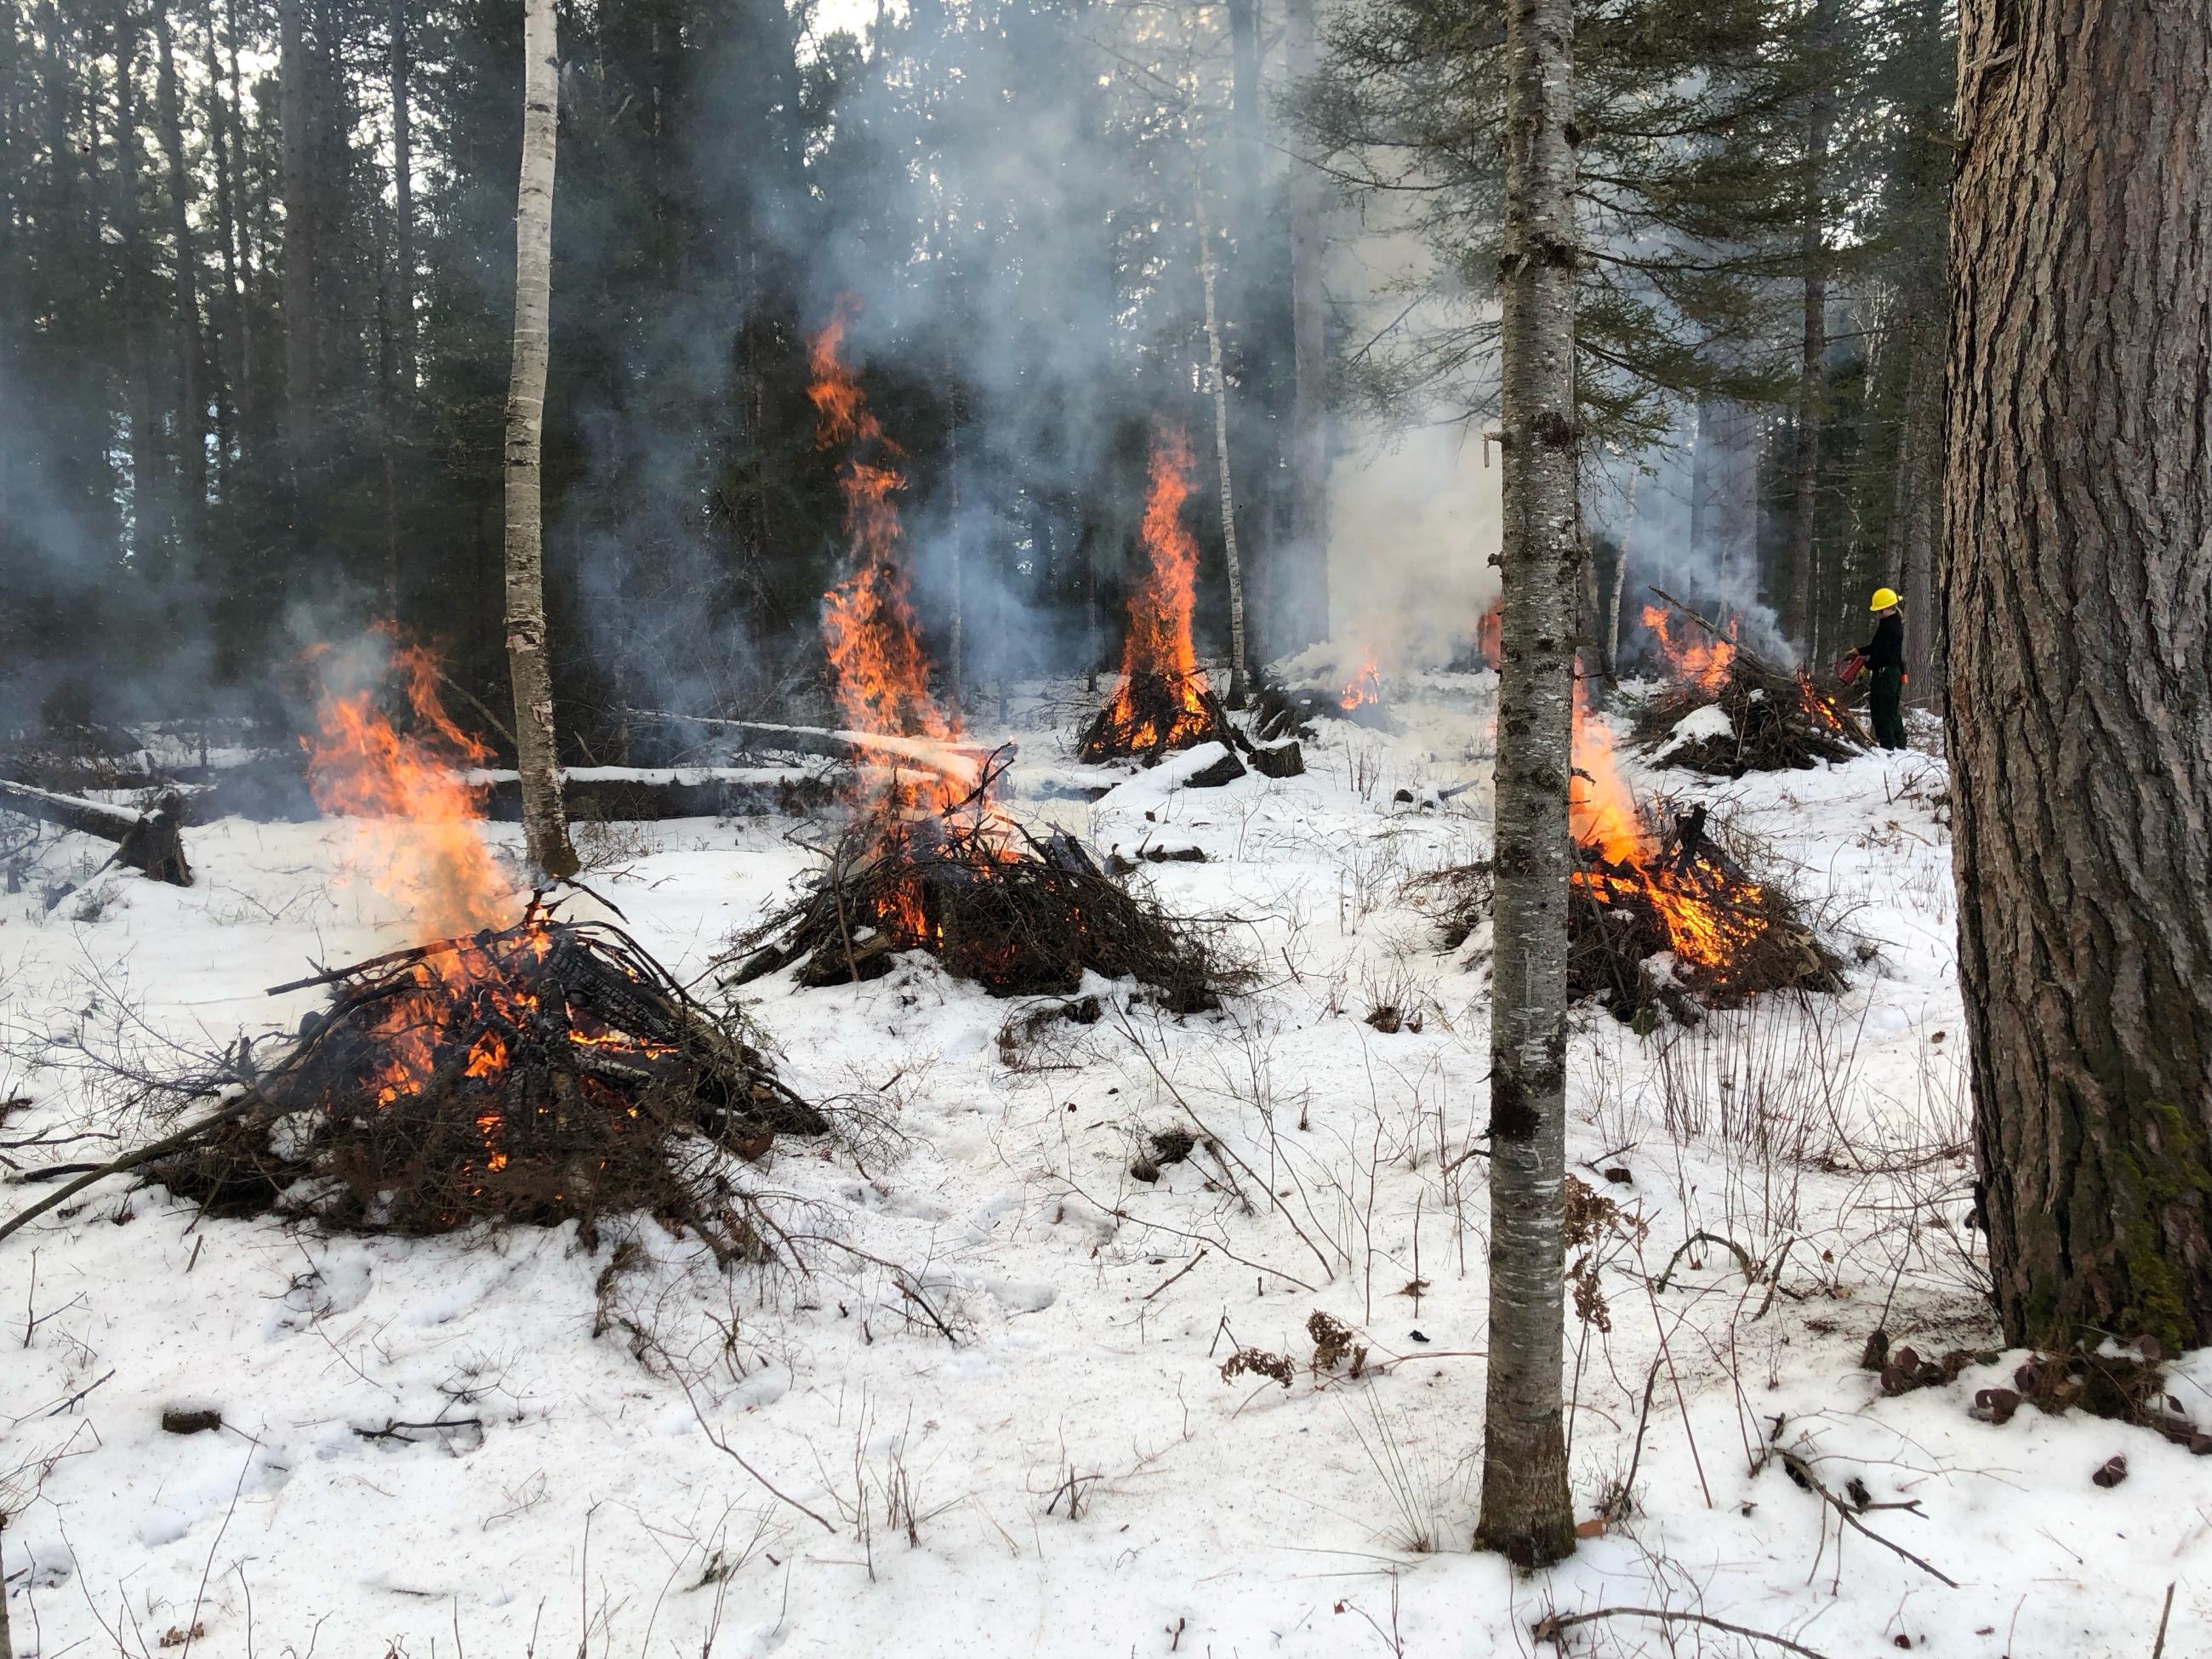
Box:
left=1946, top=0, right=2212, bottom=1348
left=1475, top=0, right=1577, bottom=1570
left=502, top=0, right=577, bottom=880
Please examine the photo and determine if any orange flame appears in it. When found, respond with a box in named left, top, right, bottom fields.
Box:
left=1339, top=659, right=1383, bottom=711
left=807, top=302, right=1014, bottom=948
left=810, top=301, right=956, bottom=755
left=306, top=634, right=511, bottom=943
left=1086, top=424, right=1218, bottom=755
left=1569, top=687, right=1647, bottom=865
left=1641, top=603, right=1736, bottom=693
left=1569, top=689, right=1765, bottom=972
left=1475, top=595, right=1502, bottom=671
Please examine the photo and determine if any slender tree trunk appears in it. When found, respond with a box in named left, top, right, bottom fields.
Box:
left=1284, top=0, right=1331, bottom=654
left=503, top=0, right=577, bottom=880
left=1197, top=208, right=1250, bottom=706
left=1598, top=472, right=1634, bottom=682
left=0, top=1, right=14, bottom=521
left=388, top=0, right=412, bottom=389
left=195, top=0, right=238, bottom=478
left=222, top=0, right=254, bottom=424
left=376, top=199, right=399, bottom=619
left=946, top=388, right=965, bottom=704
left=152, top=3, right=206, bottom=524
left=1687, top=399, right=1710, bottom=563
left=113, top=12, right=166, bottom=569
left=1898, top=305, right=1943, bottom=704
left=1787, top=0, right=1834, bottom=654
left=1946, top=0, right=2212, bottom=1349
left=277, top=0, right=312, bottom=504
left=1476, top=0, right=1577, bottom=1571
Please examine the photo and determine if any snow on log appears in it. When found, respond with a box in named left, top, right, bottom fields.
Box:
left=0, top=778, right=193, bottom=886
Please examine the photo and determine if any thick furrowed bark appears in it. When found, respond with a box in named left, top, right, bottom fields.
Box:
left=1475, top=0, right=1578, bottom=1571
left=1945, top=0, right=2212, bottom=1348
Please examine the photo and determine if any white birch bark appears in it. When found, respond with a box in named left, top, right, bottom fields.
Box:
left=1197, top=208, right=1250, bottom=706
left=502, top=0, right=577, bottom=880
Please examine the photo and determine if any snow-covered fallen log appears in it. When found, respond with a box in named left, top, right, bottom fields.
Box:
left=0, top=778, right=193, bottom=886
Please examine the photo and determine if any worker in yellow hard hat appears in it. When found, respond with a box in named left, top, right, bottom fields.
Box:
left=1846, top=587, right=1907, bottom=750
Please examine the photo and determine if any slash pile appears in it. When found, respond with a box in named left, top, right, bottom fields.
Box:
left=160, top=910, right=824, bottom=1251
left=1632, top=601, right=1867, bottom=776
left=723, top=802, right=1230, bottom=1012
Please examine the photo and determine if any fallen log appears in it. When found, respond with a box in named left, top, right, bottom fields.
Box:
left=630, top=710, right=1006, bottom=795
left=0, top=778, right=192, bottom=886
left=466, top=765, right=838, bottom=824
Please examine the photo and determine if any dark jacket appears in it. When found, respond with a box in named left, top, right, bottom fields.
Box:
left=1861, top=612, right=1904, bottom=673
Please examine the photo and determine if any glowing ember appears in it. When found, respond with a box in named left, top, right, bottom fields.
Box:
left=1339, top=660, right=1384, bottom=712
left=1641, top=603, right=1736, bottom=693
left=306, top=632, right=511, bottom=943
left=810, top=300, right=958, bottom=766
left=1080, top=424, right=1226, bottom=761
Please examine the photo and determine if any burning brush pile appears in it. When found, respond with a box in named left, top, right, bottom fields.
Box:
left=730, top=311, right=1232, bottom=1011
left=1632, top=596, right=1867, bottom=777
left=723, top=799, right=1226, bottom=1011
left=1422, top=698, right=1841, bottom=1023
left=168, top=906, right=823, bottom=1246
left=157, top=639, right=823, bottom=1246
left=1079, top=427, right=1299, bottom=778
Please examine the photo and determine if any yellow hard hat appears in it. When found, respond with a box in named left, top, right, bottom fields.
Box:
left=1870, top=587, right=1901, bottom=612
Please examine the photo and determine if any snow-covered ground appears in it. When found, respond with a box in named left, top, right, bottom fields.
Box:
left=3, top=673, right=2204, bottom=1658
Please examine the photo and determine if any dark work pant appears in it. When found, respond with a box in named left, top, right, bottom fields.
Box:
left=1870, top=666, right=1907, bottom=750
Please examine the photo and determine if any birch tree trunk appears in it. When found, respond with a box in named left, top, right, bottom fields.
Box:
left=503, top=0, right=577, bottom=880
left=1476, top=0, right=1578, bottom=1570
left=1197, top=210, right=1250, bottom=706
left=1946, top=0, right=2212, bottom=1348
left=1284, top=0, right=1331, bottom=654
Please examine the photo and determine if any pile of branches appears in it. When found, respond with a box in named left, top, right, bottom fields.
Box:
left=1634, top=662, right=1867, bottom=777
left=1076, top=671, right=1236, bottom=764
left=147, top=910, right=826, bottom=1251
left=1633, top=591, right=1867, bottom=776
left=723, top=807, right=1231, bottom=1012
left=1414, top=810, right=1843, bottom=1024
